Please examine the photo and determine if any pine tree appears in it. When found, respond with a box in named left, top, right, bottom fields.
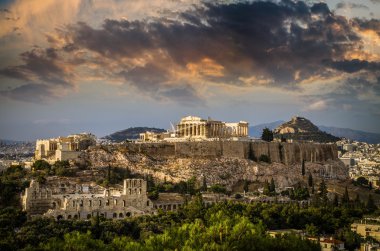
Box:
left=354, top=194, right=361, bottom=208
left=107, top=164, right=111, bottom=186
left=263, top=180, right=271, bottom=196
left=301, top=160, right=305, bottom=176
left=366, top=194, right=377, bottom=212
left=333, top=194, right=339, bottom=207
left=308, top=173, right=313, bottom=187
left=201, top=176, right=207, bottom=192
left=261, top=128, right=274, bottom=142
left=341, top=186, right=350, bottom=206
left=270, top=178, right=276, bottom=194
left=243, top=180, right=249, bottom=193
left=318, top=179, right=328, bottom=204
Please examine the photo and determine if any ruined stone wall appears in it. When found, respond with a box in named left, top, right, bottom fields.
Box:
left=121, top=141, right=338, bottom=164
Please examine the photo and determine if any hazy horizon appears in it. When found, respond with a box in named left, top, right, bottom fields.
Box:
left=1, top=0, right=379, bottom=141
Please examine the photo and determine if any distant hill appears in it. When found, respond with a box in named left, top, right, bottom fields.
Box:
left=273, top=116, right=340, bottom=143
left=250, top=121, right=380, bottom=144
left=103, top=127, right=166, bottom=142
left=318, top=126, right=380, bottom=144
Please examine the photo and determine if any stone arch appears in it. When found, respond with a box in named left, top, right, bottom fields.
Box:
left=113, top=213, right=117, bottom=218
left=57, top=215, right=63, bottom=220
left=67, top=215, right=72, bottom=219
left=73, top=214, right=78, bottom=219
left=119, top=213, right=123, bottom=218
left=52, top=202, right=56, bottom=209
left=126, top=212, right=131, bottom=217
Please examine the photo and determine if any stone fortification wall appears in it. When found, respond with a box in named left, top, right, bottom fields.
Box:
left=121, top=141, right=338, bottom=164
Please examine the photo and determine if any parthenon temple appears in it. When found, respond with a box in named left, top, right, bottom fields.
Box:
left=139, top=116, right=249, bottom=142
left=176, top=116, right=248, bottom=138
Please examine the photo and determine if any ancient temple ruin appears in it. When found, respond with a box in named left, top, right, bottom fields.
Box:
left=140, top=115, right=249, bottom=142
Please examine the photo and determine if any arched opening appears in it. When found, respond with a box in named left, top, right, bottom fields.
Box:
left=113, top=213, right=117, bottom=218
left=146, top=200, right=149, bottom=206
left=87, top=214, right=91, bottom=219
left=126, top=212, right=131, bottom=217
left=123, top=200, right=126, bottom=207
left=57, top=215, right=63, bottom=220
left=67, top=215, right=72, bottom=219
left=52, top=202, right=56, bottom=209
left=119, top=213, right=123, bottom=218
left=73, top=214, right=78, bottom=219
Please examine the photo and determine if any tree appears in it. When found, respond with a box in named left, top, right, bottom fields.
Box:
left=305, top=223, right=318, bottom=236
left=201, top=176, right=207, bottom=192
left=243, top=180, right=249, bottom=193
left=308, top=173, right=313, bottom=187
left=341, top=186, right=350, bottom=206
left=366, top=194, right=377, bottom=212
left=261, top=128, right=273, bottom=142
left=301, top=160, right=305, bottom=176
left=333, top=194, right=339, bottom=207
left=354, top=194, right=361, bottom=208
left=259, top=154, right=271, bottom=163
left=356, top=177, right=369, bottom=186
left=32, top=160, right=51, bottom=171
left=318, top=179, right=328, bottom=204
left=263, top=180, right=271, bottom=196
left=270, top=178, right=276, bottom=194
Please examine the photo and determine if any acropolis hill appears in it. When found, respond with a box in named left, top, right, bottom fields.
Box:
left=35, top=115, right=347, bottom=189
left=75, top=115, right=346, bottom=189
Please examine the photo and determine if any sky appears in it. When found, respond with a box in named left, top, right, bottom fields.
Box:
left=0, top=0, right=379, bottom=140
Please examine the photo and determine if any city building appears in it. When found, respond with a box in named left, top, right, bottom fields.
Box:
left=35, top=133, right=96, bottom=162
left=351, top=222, right=380, bottom=242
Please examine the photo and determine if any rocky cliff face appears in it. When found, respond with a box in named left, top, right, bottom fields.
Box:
left=80, top=142, right=347, bottom=189
left=274, top=116, right=340, bottom=143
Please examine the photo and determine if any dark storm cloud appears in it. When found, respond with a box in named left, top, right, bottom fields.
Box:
left=336, top=2, right=369, bottom=10
left=326, top=59, right=380, bottom=73
left=354, top=18, right=380, bottom=35
left=61, top=0, right=363, bottom=85
left=1, top=47, right=71, bottom=86
left=1, top=0, right=379, bottom=104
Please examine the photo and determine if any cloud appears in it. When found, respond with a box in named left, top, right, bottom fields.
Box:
left=336, top=2, right=369, bottom=10
left=304, top=99, right=330, bottom=111
left=0, top=0, right=380, bottom=106
left=325, top=59, right=380, bottom=73
left=370, top=0, right=380, bottom=4
left=0, top=83, right=60, bottom=103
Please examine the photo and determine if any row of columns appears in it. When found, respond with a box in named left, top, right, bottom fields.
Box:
left=177, top=123, right=249, bottom=138
left=177, top=123, right=207, bottom=137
